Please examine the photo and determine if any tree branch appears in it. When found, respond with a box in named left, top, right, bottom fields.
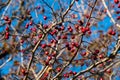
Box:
left=23, top=34, right=46, bottom=80
left=71, top=35, right=120, bottom=79
left=0, top=56, right=12, bottom=68
left=101, top=0, right=120, bottom=28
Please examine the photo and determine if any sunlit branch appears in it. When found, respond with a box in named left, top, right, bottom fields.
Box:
left=102, top=0, right=120, bottom=28
left=0, top=56, right=12, bottom=68
left=1, top=0, right=12, bottom=20
left=71, top=35, right=120, bottom=79
left=23, top=34, right=46, bottom=80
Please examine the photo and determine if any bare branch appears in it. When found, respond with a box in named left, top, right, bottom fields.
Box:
left=102, top=0, right=120, bottom=28
left=0, top=56, right=12, bottom=68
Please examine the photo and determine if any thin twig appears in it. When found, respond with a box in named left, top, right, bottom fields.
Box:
left=51, top=34, right=83, bottom=80
left=62, top=0, right=75, bottom=18
left=0, top=56, right=12, bottom=68
left=30, top=67, right=37, bottom=78
left=23, top=34, right=46, bottom=80
left=71, top=34, right=120, bottom=79
left=1, top=0, right=12, bottom=20
left=101, top=0, right=120, bottom=28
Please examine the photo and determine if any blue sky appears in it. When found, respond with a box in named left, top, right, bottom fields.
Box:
left=0, top=0, right=120, bottom=80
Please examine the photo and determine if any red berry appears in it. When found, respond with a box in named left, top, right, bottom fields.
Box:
left=54, top=40, right=58, bottom=44
left=61, top=26, right=64, bottom=30
left=38, top=34, right=42, bottom=38
left=50, top=30, right=57, bottom=35
left=65, top=42, right=69, bottom=47
left=5, top=26, right=9, bottom=31
left=85, top=27, right=90, bottom=31
left=88, top=30, right=92, bottom=35
left=75, top=43, right=79, bottom=47
left=69, top=28, right=73, bottom=32
left=33, top=40, right=37, bottom=45
left=111, top=4, right=115, bottom=8
left=25, top=25, right=28, bottom=29
left=5, top=32, right=9, bottom=36
left=44, top=16, right=47, bottom=20
left=70, top=48, right=75, bottom=52
left=56, top=67, right=61, bottom=72
left=67, top=46, right=71, bottom=50
left=41, top=44, right=46, bottom=48
left=45, top=61, right=49, bottom=65
left=81, top=27, right=86, bottom=33
left=81, top=52, right=86, bottom=56
left=52, top=52, right=56, bottom=57
left=67, top=26, right=71, bottom=30
left=50, top=39, right=54, bottom=43
left=99, top=63, right=104, bottom=67
left=45, top=51, right=49, bottom=55
left=92, top=55, right=97, bottom=60
left=3, top=16, right=9, bottom=21
left=108, top=29, right=116, bottom=35
left=100, top=77, right=104, bottom=80
left=118, top=4, right=120, bottom=8
left=64, top=73, right=69, bottom=78
left=87, top=22, right=90, bottom=26
left=20, top=39, right=24, bottom=43
left=90, top=69, right=95, bottom=73
left=77, top=20, right=83, bottom=25
left=78, top=20, right=83, bottom=26
left=69, top=71, right=73, bottom=74
left=31, top=27, right=37, bottom=32
left=7, top=20, right=11, bottom=25
left=75, top=24, right=79, bottom=29
left=111, top=31, right=116, bottom=35
left=50, top=32, right=54, bottom=35
left=21, top=69, right=26, bottom=75
left=29, top=21, right=33, bottom=25
left=85, top=14, right=90, bottom=19
left=25, top=23, right=29, bottom=29
left=47, top=56, right=52, bottom=60
left=71, top=42, right=75, bottom=46
left=117, top=16, right=120, bottom=20
left=71, top=35, right=75, bottom=39
left=5, top=35, right=9, bottom=39
left=44, top=73, right=48, bottom=77
left=75, top=60, right=78, bottom=63
left=21, top=69, right=25, bottom=73
left=116, top=11, right=120, bottom=14
left=95, top=49, right=99, bottom=53
left=47, top=43, right=51, bottom=47
left=106, top=69, right=112, bottom=74
left=99, top=54, right=104, bottom=59
left=108, top=29, right=112, bottom=34
left=43, top=24, right=48, bottom=29
left=73, top=72, right=77, bottom=75
left=57, top=36, right=61, bottom=39
left=61, top=35, right=67, bottom=39
left=114, top=0, right=119, bottom=4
